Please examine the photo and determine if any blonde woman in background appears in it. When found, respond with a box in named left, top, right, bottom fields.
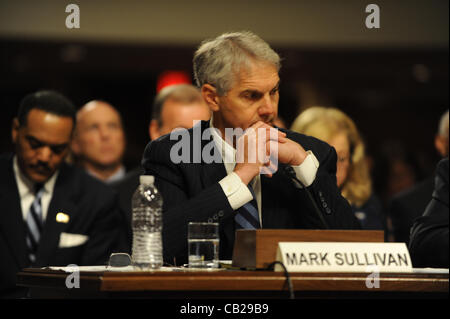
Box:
left=291, top=106, right=384, bottom=229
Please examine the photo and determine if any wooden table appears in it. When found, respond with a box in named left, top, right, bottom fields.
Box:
left=16, top=267, right=448, bottom=299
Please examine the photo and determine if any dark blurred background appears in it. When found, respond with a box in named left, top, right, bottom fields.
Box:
left=1, top=0, right=448, bottom=207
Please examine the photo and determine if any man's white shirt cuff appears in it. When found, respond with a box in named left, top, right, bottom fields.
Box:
left=291, top=151, right=320, bottom=188
left=219, top=172, right=253, bottom=210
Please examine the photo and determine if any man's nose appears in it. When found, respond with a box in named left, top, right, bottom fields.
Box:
left=258, top=95, right=276, bottom=119
left=36, top=146, right=52, bottom=162
left=99, top=126, right=111, bottom=140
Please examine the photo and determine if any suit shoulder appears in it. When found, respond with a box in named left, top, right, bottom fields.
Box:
left=110, top=166, right=141, bottom=193
left=142, top=120, right=207, bottom=164
left=0, top=153, right=13, bottom=166
left=61, top=164, right=116, bottom=199
left=391, top=177, right=434, bottom=204
left=146, top=121, right=204, bottom=147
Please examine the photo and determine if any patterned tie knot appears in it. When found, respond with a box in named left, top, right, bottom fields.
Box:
left=26, top=183, right=45, bottom=265
left=34, top=183, right=44, bottom=195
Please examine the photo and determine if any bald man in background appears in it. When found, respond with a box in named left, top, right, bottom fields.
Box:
left=71, top=101, right=126, bottom=183
left=112, top=84, right=211, bottom=252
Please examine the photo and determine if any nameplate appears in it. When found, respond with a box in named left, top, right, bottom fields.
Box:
left=275, top=242, right=413, bottom=273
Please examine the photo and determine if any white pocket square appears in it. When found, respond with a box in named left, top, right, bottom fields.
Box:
left=58, top=232, right=89, bottom=248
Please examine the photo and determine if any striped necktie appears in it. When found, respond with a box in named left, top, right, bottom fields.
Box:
left=26, top=183, right=45, bottom=265
left=235, top=184, right=260, bottom=229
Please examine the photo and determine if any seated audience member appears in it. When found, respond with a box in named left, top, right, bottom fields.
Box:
left=409, top=157, right=449, bottom=268
left=71, top=100, right=126, bottom=183
left=111, top=84, right=211, bottom=253
left=291, top=106, right=384, bottom=230
left=141, top=31, right=360, bottom=266
left=149, top=84, right=212, bottom=139
left=0, top=90, right=120, bottom=298
left=389, top=110, right=449, bottom=243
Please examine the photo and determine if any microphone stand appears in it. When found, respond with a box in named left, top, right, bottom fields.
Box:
left=283, top=165, right=330, bottom=229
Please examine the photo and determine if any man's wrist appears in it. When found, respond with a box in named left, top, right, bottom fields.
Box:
left=233, top=165, right=258, bottom=185
left=289, top=146, right=308, bottom=166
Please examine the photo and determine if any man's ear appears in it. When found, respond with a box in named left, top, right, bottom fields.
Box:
left=201, top=84, right=220, bottom=112
left=435, top=134, right=448, bottom=157
left=70, top=138, right=80, bottom=155
left=149, top=119, right=161, bottom=141
left=11, top=118, right=20, bottom=144
left=70, top=130, right=82, bottom=155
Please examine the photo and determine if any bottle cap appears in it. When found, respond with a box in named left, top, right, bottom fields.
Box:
left=140, top=175, right=155, bottom=185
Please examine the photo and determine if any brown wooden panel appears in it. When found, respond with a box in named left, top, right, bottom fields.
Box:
left=232, top=230, right=384, bottom=269
left=16, top=266, right=448, bottom=299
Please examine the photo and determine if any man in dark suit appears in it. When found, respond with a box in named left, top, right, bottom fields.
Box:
left=0, top=90, right=120, bottom=298
left=142, top=31, right=360, bottom=266
left=389, top=110, right=448, bottom=243
left=111, top=84, right=211, bottom=253
left=409, top=157, right=449, bottom=268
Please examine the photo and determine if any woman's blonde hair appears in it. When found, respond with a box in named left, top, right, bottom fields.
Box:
left=291, top=106, right=371, bottom=207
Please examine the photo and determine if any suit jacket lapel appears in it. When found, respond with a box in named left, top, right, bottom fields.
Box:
left=0, top=155, right=29, bottom=269
left=199, top=120, right=227, bottom=188
left=260, top=175, right=272, bottom=228
left=197, top=120, right=235, bottom=248
left=36, top=165, right=73, bottom=266
left=260, top=163, right=289, bottom=228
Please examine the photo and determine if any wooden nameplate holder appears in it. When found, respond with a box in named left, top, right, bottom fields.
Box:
left=231, top=229, right=384, bottom=269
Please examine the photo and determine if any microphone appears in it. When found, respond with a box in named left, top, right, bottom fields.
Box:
left=283, top=165, right=330, bottom=229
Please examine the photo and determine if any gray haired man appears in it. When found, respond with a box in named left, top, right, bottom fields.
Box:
left=142, top=31, right=359, bottom=265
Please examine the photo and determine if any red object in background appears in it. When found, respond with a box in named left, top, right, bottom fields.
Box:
left=156, top=70, right=191, bottom=93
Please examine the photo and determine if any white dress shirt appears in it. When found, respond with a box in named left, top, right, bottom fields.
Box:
left=13, top=156, right=58, bottom=221
left=210, top=117, right=320, bottom=226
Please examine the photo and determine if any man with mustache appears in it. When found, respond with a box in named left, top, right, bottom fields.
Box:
left=142, top=31, right=360, bottom=266
left=0, top=90, right=120, bottom=298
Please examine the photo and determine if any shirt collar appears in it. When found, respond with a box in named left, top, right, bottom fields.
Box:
left=210, top=114, right=236, bottom=165
left=13, top=155, right=59, bottom=196
left=86, top=165, right=126, bottom=184
left=105, top=165, right=126, bottom=184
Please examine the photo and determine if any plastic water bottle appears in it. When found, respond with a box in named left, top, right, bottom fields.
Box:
left=131, top=175, right=163, bottom=269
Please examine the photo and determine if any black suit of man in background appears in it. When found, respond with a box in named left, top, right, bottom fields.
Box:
left=409, top=158, right=449, bottom=268
left=0, top=91, right=120, bottom=298
left=389, top=110, right=448, bottom=243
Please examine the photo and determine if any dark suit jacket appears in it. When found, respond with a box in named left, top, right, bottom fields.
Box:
left=409, top=158, right=449, bottom=268
left=388, top=177, right=434, bottom=243
left=352, top=193, right=384, bottom=230
left=0, top=154, right=121, bottom=298
left=142, top=120, right=360, bottom=265
left=110, top=166, right=144, bottom=254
